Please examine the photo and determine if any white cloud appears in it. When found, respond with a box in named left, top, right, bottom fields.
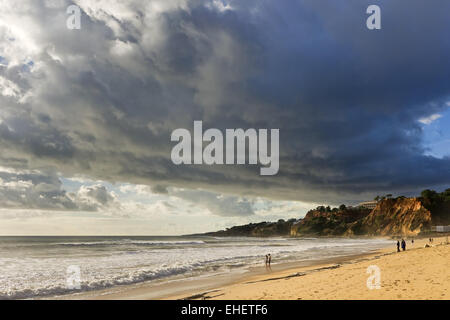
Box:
left=206, top=0, right=233, bottom=12
left=69, top=184, right=119, bottom=211
left=418, top=113, right=442, bottom=125
left=0, top=167, right=120, bottom=212
left=253, top=198, right=318, bottom=219
left=0, top=76, right=22, bottom=97
left=119, top=184, right=152, bottom=195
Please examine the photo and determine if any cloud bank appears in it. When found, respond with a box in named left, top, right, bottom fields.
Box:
left=0, top=0, right=449, bottom=207
left=0, top=168, right=118, bottom=211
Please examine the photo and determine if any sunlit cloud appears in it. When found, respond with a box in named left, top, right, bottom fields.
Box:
left=419, top=113, right=442, bottom=125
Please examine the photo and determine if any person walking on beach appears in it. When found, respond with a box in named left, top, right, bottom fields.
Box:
left=401, top=239, right=406, bottom=251
left=396, top=240, right=400, bottom=252
left=265, top=254, right=268, bottom=267
left=268, top=254, right=272, bottom=267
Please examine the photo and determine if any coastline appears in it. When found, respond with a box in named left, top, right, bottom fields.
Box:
left=49, top=235, right=450, bottom=300
left=51, top=237, right=393, bottom=300
left=168, top=235, right=450, bottom=300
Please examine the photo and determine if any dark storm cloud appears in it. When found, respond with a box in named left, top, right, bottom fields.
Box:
left=151, top=185, right=169, bottom=194
left=0, top=0, right=449, bottom=205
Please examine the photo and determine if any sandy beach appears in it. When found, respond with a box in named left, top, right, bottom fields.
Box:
left=59, top=235, right=450, bottom=300
left=165, top=236, right=449, bottom=300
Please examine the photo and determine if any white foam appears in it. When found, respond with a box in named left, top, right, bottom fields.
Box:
left=0, top=237, right=391, bottom=299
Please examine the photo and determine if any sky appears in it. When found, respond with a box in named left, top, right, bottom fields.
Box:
left=0, top=0, right=449, bottom=235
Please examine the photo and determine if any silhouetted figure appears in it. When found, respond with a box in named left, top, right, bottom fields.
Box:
left=265, top=254, right=268, bottom=267
left=397, top=240, right=400, bottom=252
left=268, top=254, right=272, bottom=267
left=401, top=239, right=406, bottom=251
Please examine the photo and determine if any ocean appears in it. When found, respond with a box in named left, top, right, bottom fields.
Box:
left=0, top=236, right=391, bottom=299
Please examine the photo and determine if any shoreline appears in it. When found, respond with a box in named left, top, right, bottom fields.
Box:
left=52, top=237, right=393, bottom=300
left=168, top=236, right=450, bottom=300
left=49, top=235, right=450, bottom=300
left=51, top=236, right=450, bottom=300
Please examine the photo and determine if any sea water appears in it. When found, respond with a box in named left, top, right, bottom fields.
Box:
left=0, top=236, right=391, bottom=299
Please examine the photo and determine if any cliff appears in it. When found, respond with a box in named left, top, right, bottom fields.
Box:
left=291, top=198, right=432, bottom=236
left=356, top=197, right=431, bottom=236
left=203, top=194, right=446, bottom=237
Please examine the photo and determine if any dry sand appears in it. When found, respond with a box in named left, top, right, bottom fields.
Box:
left=167, top=236, right=450, bottom=300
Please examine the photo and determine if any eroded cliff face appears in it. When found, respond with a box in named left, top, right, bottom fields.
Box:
left=359, top=198, right=431, bottom=236
left=290, top=198, right=432, bottom=237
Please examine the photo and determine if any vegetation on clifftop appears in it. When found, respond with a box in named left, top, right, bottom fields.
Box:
left=420, top=189, right=450, bottom=225
left=203, top=219, right=297, bottom=237
left=290, top=206, right=371, bottom=236
left=203, top=189, right=450, bottom=237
